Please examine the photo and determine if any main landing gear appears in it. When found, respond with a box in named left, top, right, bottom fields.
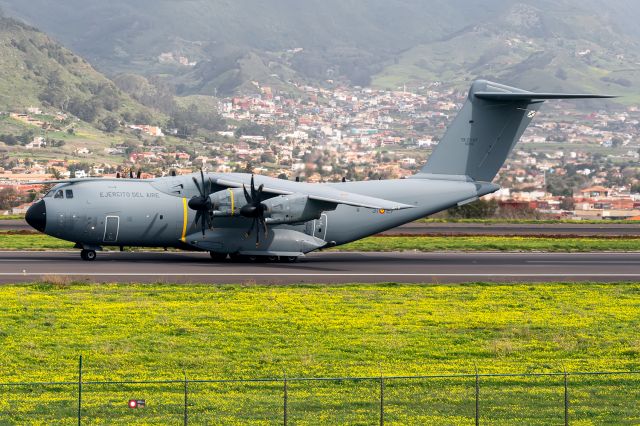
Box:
left=80, top=249, right=97, bottom=261
left=214, top=252, right=298, bottom=263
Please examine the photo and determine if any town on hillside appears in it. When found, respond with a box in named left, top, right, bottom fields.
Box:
left=2, top=82, right=640, bottom=220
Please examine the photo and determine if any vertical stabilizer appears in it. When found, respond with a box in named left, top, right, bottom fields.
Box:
left=418, top=80, right=613, bottom=182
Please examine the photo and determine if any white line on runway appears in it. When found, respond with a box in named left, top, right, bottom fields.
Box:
left=526, top=260, right=640, bottom=264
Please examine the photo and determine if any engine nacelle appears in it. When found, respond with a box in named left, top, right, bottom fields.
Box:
left=209, top=188, right=249, bottom=216
left=263, top=194, right=336, bottom=224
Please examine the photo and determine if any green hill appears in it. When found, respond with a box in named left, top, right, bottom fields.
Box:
left=0, top=14, right=158, bottom=124
left=3, top=1, right=640, bottom=96
left=373, top=2, right=640, bottom=100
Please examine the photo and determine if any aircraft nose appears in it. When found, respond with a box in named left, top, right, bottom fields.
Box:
left=25, top=200, right=47, bottom=232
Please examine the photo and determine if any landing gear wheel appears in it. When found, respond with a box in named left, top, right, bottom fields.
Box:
left=80, top=249, right=96, bottom=261
left=229, top=254, right=260, bottom=263
left=209, top=252, right=228, bottom=262
left=281, top=256, right=298, bottom=263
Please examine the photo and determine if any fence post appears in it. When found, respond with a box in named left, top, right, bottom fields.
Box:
left=183, top=371, right=188, bottom=426
left=564, top=368, right=569, bottom=426
left=77, top=355, right=82, bottom=426
left=475, top=366, right=479, bottom=426
left=283, top=373, right=288, bottom=426
left=379, top=375, right=384, bottom=426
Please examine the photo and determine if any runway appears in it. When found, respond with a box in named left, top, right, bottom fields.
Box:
left=380, top=222, right=640, bottom=236
left=4, top=219, right=640, bottom=236
left=1, top=251, right=639, bottom=284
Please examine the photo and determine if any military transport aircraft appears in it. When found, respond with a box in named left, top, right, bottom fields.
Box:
left=25, top=80, right=612, bottom=262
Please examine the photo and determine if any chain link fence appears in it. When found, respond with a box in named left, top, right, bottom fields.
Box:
left=1, top=357, right=639, bottom=424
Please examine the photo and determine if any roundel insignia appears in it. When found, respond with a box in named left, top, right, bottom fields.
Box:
left=378, top=209, right=386, bottom=215
left=527, top=110, right=537, bottom=118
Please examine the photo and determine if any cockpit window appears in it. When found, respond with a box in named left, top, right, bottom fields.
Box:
left=54, top=190, right=64, bottom=199
left=44, top=189, right=56, bottom=198
left=65, top=189, right=74, bottom=199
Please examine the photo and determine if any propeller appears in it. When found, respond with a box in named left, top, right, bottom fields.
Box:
left=240, top=175, right=268, bottom=247
left=187, top=169, right=214, bottom=236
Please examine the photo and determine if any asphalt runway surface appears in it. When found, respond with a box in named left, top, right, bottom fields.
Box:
left=380, top=222, right=640, bottom=236
left=1, top=250, right=639, bottom=284
left=4, top=219, right=640, bottom=236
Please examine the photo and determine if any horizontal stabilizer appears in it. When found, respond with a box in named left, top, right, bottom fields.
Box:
left=474, top=92, right=616, bottom=101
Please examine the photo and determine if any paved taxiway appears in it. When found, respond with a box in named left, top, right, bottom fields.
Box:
left=1, top=251, right=639, bottom=284
left=4, top=219, right=640, bottom=236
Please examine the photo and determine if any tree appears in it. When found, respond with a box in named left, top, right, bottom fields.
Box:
left=447, top=199, right=498, bottom=219
left=68, top=97, right=100, bottom=122
left=101, top=116, right=120, bottom=133
left=0, top=187, right=19, bottom=210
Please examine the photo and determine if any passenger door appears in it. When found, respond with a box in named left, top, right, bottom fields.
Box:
left=103, top=216, right=120, bottom=243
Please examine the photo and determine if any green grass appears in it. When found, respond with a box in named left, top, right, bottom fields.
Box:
left=0, top=215, right=24, bottom=220
left=418, top=218, right=640, bottom=224
left=4, top=232, right=640, bottom=252
left=0, top=282, right=639, bottom=423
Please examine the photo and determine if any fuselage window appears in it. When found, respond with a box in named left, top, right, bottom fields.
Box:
left=65, top=189, right=74, bottom=199
left=54, top=190, right=64, bottom=199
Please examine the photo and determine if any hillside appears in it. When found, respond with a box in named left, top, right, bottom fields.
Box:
left=2, top=1, right=640, bottom=96
left=0, top=0, right=509, bottom=93
left=0, top=14, right=157, bottom=124
left=373, top=2, right=640, bottom=99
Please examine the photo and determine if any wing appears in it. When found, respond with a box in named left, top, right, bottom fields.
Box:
left=213, top=177, right=414, bottom=210
left=26, top=178, right=121, bottom=185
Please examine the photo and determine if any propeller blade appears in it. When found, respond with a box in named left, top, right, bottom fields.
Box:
left=242, top=184, right=252, bottom=204
left=200, top=169, right=206, bottom=193
left=260, top=217, right=268, bottom=237
left=244, top=216, right=256, bottom=238
left=201, top=215, right=206, bottom=236
left=255, top=218, right=260, bottom=246
left=256, top=184, right=264, bottom=202
left=250, top=175, right=256, bottom=200
left=194, top=210, right=202, bottom=226
left=192, top=177, right=203, bottom=197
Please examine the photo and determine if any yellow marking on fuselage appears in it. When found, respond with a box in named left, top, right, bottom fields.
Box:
left=181, top=197, right=188, bottom=242
left=228, top=188, right=235, bottom=215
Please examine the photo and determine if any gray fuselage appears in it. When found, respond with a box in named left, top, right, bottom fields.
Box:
left=33, top=172, right=492, bottom=255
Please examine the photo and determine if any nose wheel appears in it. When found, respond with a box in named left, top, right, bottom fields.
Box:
left=80, top=249, right=97, bottom=261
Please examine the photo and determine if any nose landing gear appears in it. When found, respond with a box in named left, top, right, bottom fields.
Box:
left=80, top=249, right=97, bottom=261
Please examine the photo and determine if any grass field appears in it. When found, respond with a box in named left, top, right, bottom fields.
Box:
left=418, top=218, right=640, bottom=224
left=4, top=231, right=640, bottom=253
left=0, top=282, right=639, bottom=424
left=0, top=215, right=23, bottom=220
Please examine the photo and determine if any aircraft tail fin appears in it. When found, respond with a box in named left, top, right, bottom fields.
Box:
left=418, top=80, right=614, bottom=182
